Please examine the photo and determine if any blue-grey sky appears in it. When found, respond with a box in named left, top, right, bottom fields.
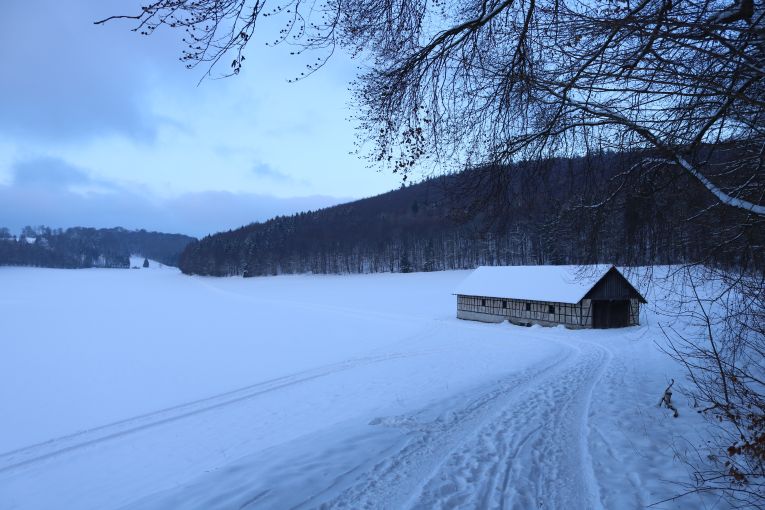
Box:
left=0, top=0, right=401, bottom=237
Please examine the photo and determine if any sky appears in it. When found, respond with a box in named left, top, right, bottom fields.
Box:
left=0, top=0, right=402, bottom=237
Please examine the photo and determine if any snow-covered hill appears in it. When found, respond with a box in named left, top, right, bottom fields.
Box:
left=0, top=267, right=723, bottom=509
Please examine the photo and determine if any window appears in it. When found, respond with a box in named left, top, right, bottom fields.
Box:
left=525, top=302, right=531, bottom=311
left=548, top=304, right=555, bottom=314
left=502, top=301, right=507, bottom=309
left=481, top=299, right=486, bottom=307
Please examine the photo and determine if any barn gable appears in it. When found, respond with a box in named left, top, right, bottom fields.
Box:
left=584, top=266, right=647, bottom=303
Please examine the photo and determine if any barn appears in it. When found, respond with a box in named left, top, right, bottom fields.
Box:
left=455, top=265, right=646, bottom=329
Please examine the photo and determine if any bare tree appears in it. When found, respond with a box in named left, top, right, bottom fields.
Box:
left=97, top=0, right=763, bottom=215
left=99, top=0, right=764, bottom=504
left=655, top=266, right=765, bottom=508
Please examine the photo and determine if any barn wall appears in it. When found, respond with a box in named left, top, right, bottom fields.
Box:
left=580, top=299, right=593, bottom=327
left=456, top=295, right=591, bottom=328
left=630, top=298, right=640, bottom=326
left=456, top=309, right=506, bottom=323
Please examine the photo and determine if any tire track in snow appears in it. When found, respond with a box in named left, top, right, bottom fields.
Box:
left=313, top=341, right=610, bottom=510
left=0, top=346, right=440, bottom=475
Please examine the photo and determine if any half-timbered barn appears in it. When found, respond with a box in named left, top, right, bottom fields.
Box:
left=455, top=265, right=646, bottom=329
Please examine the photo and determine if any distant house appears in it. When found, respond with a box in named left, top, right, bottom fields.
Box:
left=455, top=265, right=646, bottom=329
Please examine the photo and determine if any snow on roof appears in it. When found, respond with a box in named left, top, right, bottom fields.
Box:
left=454, top=265, right=614, bottom=304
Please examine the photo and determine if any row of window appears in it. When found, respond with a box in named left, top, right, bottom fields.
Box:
left=458, top=295, right=594, bottom=326
left=478, top=298, right=554, bottom=314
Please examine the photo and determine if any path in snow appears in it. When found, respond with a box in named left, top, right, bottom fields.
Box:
left=1, top=318, right=562, bottom=510
left=323, top=341, right=610, bottom=510
left=128, top=339, right=622, bottom=510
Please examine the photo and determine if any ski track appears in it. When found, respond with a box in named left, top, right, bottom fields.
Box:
left=2, top=297, right=620, bottom=510
left=3, top=330, right=618, bottom=510
left=0, top=345, right=441, bottom=475
left=310, top=340, right=612, bottom=510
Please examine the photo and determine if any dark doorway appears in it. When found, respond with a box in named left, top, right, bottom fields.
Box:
left=592, top=300, right=630, bottom=328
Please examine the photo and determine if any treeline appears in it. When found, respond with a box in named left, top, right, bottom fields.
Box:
left=179, top=149, right=761, bottom=277
left=0, top=226, right=196, bottom=269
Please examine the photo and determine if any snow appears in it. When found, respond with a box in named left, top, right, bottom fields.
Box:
left=129, top=255, right=165, bottom=269
left=0, top=266, right=728, bottom=509
left=454, top=264, right=615, bottom=303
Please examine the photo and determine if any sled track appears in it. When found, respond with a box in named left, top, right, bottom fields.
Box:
left=306, top=341, right=611, bottom=510
left=0, top=344, right=440, bottom=475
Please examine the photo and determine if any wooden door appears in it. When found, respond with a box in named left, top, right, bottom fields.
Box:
left=592, top=300, right=630, bottom=328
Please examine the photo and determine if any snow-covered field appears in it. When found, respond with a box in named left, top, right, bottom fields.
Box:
left=0, top=265, right=722, bottom=509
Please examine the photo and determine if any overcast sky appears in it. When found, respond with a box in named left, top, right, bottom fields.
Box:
left=0, top=0, right=401, bottom=237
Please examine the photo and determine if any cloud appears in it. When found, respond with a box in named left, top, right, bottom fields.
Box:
left=251, top=163, right=293, bottom=182
left=0, top=0, right=184, bottom=143
left=11, top=157, right=122, bottom=194
left=0, top=157, right=350, bottom=237
left=12, top=158, right=91, bottom=188
left=0, top=1, right=403, bottom=210
left=251, top=162, right=312, bottom=188
left=164, top=191, right=348, bottom=235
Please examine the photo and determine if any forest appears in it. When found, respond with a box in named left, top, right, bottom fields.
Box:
left=179, top=149, right=762, bottom=277
left=0, top=226, right=196, bottom=269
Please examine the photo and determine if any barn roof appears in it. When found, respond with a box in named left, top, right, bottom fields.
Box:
left=454, top=265, right=644, bottom=304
